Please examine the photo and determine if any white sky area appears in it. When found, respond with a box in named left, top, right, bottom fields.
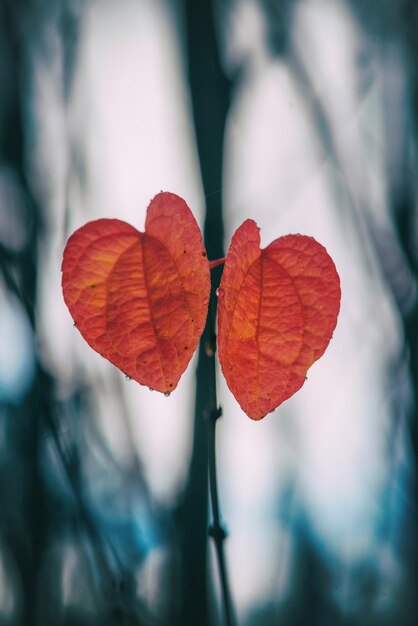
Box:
left=36, top=0, right=204, bottom=503
left=220, top=0, right=404, bottom=614
left=11, top=0, right=408, bottom=618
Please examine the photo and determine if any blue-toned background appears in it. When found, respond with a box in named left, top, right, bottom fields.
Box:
left=0, top=1, right=417, bottom=625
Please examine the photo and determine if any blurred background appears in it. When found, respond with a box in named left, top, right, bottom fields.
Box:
left=1, top=0, right=418, bottom=624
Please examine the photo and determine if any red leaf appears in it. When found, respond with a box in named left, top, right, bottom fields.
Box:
left=217, top=220, right=341, bottom=420
left=62, top=192, right=210, bottom=393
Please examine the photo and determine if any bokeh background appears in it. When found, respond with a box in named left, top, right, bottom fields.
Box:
left=1, top=0, right=418, bottom=625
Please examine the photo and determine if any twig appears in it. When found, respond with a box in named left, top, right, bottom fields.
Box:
left=205, top=295, right=237, bottom=626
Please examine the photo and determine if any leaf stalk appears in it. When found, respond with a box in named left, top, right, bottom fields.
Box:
left=209, top=257, right=226, bottom=270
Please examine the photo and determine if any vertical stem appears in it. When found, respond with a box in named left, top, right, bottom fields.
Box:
left=182, top=0, right=232, bottom=623
left=208, top=414, right=236, bottom=626
left=205, top=299, right=237, bottom=626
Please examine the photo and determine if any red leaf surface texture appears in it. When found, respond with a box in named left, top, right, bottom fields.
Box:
left=62, top=192, right=210, bottom=393
left=217, top=220, right=341, bottom=420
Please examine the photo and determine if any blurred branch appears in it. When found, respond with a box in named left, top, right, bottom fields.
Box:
left=0, top=2, right=155, bottom=624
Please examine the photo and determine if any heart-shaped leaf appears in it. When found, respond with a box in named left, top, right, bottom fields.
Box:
left=62, top=192, right=210, bottom=393
left=217, top=220, right=341, bottom=420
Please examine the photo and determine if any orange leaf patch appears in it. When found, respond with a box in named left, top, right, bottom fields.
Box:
left=217, top=220, right=341, bottom=420
left=62, top=192, right=210, bottom=393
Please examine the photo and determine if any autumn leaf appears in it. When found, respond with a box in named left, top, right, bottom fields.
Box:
left=217, top=219, right=341, bottom=420
left=61, top=192, right=210, bottom=393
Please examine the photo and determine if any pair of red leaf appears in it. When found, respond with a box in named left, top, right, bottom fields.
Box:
left=62, top=192, right=340, bottom=420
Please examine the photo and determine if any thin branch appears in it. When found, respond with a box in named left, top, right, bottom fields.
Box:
left=205, top=298, right=237, bottom=626
left=183, top=0, right=231, bottom=622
